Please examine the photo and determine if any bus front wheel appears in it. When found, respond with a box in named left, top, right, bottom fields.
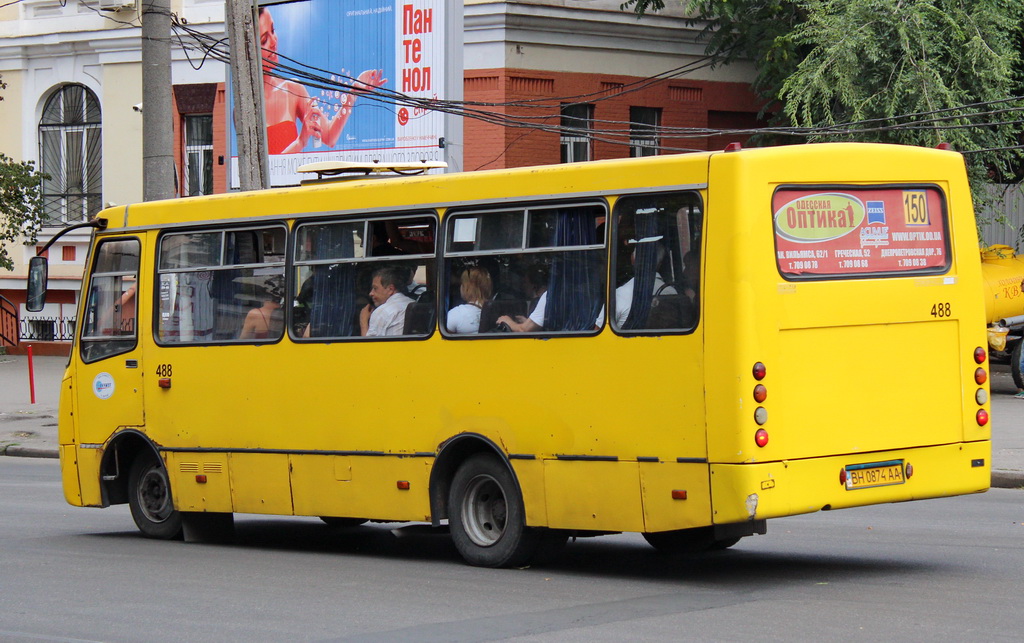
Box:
left=128, top=456, right=183, bottom=540
left=448, top=454, right=540, bottom=568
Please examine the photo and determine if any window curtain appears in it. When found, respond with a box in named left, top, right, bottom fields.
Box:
left=544, top=209, right=602, bottom=331
left=623, top=211, right=659, bottom=330
left=309, top=227, right=357, bottom=337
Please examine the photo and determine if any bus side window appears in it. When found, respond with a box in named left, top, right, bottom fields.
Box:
left=612, top=192, right=702, bottom=333
left=156, top=227, right=286, bottom=344
left=81, top=238, right=140, bottom=363
left=442, top=204, right=606, bottom=336
left=295, top=215, right=436, bottom=340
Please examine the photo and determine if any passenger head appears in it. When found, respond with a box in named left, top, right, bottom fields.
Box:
left=262, top=274, right=284, bottom=305
left=459, top=267, right=492, bottom=306
left=524, top=263, right=549, bottom=296
left=369, top=266, right=406, bottom=306
left=629, top=237, right=666, bottom=266
left=682, top=250, right=699, bottom=284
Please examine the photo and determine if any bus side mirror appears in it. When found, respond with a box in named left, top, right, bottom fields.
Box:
left=26, top=255, right=48, bottom=312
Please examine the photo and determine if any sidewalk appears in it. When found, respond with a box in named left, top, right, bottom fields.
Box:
left=2, top=352, right=1022, bottom=488
left=0, top=352, right=64, bottom=458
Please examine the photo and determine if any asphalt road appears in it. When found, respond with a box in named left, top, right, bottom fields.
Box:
left=2, top=457, right=1022, bottom=642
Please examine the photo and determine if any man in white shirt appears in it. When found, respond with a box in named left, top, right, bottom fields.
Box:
left=359, top=266, right=414, bottom=336
left=614, top=272, right=674, bottom=327
left=614, top=238, right=675, bottom=327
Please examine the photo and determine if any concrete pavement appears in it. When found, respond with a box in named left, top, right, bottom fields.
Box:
left=2, top=351, right=1022, bottom=488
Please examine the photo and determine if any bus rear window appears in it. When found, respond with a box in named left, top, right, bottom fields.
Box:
left=773, top=185, right=950, bottom=279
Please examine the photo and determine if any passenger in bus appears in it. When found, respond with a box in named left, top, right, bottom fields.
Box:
left=240, top=275, right=284, bottom=340
left=523, top=264, right=549, bottom=315
left=497, top=287, right=604, bottom=331
left=405, top=268, right=429, bottom=300
left=496, top=297, right=544, bottom=331
left=371, top=222, right=408, bottom=257
left=359, top=266, right=414, bottom=336
left=115, top=284, right=137, bottom=335
left=447, top=267, right=492, bottom=333
left=614, top=238, right=675, bottom=327
left=681, top=249, right=699, bottom=304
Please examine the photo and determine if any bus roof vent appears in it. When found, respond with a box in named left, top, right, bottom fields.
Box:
left=297, top=160, right=448, bottom=184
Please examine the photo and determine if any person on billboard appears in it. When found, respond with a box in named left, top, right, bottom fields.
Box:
left=258, top=7, right=386, bottom=154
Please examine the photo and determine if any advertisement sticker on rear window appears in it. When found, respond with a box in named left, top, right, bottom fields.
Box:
left=773, top=187, right=948, bottom=279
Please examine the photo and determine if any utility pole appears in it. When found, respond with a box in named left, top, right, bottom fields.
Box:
left=225, top=0, right=269, bottom=190
left=141, top=0, right=176, bottom=201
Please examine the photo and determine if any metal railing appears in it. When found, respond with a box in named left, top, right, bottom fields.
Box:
left=20, top=316, right=76, bottom=342
left=0, top=294, right=17, bottom=348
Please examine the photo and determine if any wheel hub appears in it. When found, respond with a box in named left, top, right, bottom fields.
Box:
left=461, top=474, right=507, bottom=547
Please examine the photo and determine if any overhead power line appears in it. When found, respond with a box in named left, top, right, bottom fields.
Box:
left=169, top=16, right=1024, bottom=161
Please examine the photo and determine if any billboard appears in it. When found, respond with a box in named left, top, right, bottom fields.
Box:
left=230, top=0, right=455, bottom=187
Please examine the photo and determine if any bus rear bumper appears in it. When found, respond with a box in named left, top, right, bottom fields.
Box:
left=709, top=440, right=991, bottom=524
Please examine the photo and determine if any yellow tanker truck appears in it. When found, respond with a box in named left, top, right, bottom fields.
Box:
left=982, top=245, right=1024, bottom=389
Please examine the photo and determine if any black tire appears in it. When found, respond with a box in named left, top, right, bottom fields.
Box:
left=706, top=536, right=741, bottom=551
left=1011, top=340, right=1023, bottom=390
left=643, top=526, right=739, bottom=554
left=128, top=455, right=182, bottom=540
left=319, top=517, right=368, bottom=528
left=448, top=453, right=541, bottom=568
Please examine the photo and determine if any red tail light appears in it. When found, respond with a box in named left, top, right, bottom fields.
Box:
left=753, top=384, right=767, bottom=403
left=976, top=409, right=989, bottom=426
left=974, top=368, right=987, bottom=385
left=974, top=347, right=987, bottom=364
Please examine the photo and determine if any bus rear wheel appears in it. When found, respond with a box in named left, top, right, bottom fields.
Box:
left=643, top=527, right=738, bottom=554
left=128, top=456, right=183, bottom=540
left=448, top=454, right=542, bottom=568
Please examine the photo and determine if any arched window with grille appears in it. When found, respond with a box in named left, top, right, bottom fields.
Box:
left=38, top=84, right=102, bottom=227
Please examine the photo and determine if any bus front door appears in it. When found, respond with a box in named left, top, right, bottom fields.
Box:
left=73, top=237, right=145, bottom=504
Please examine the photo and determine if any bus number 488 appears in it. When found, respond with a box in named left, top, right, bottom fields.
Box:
left=930, top=302, right=951, bottom=318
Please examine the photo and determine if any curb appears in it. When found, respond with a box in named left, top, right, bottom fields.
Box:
left=991, top=470, right=1024, bottom=490
left=1, top=446, right=59, bottom=459
left=1, top=448, right=1022, bottom=489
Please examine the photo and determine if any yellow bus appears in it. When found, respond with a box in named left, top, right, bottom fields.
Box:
left=29, top=142, right=991, bottom=567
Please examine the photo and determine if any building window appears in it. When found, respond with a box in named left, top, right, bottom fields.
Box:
left=38, top=84, right=102, bottom=227
left=560, top=104, right=594, bottom=163
left=183, top=114, right=214, bottom=196
left=62, top=245, right=76, bottom=262
left=629, top=107, right=661, bottom=157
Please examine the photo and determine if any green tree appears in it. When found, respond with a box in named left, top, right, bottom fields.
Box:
left=0, top=74, right=47, bottom=272
left=0, top=153, right=46, bottom=271
left=623, top=0, right=1024, bottom=204
left=622, top=1, right=808, bottom=103
left=779, top=1, right=1024, bottom=179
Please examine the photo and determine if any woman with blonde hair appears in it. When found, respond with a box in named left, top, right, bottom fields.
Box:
left=446, top=267, right=492, bottom=334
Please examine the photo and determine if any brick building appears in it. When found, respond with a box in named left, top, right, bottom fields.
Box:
left=461, top=1, right=762, bottom=171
